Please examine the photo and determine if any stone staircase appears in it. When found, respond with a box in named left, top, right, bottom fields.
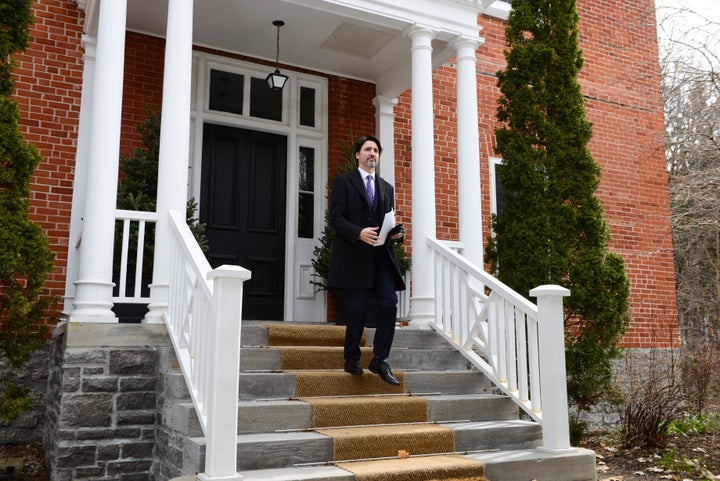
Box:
left=159, top=322, right=596, bottom=481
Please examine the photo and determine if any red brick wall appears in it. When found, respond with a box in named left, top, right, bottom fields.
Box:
left=120, top=33, right=166, bottom=155
left=577, top=0, right=678, bottom=347
left=14, top=1, right=677, bottom=348
left=12, top=1, right=85, bottom=323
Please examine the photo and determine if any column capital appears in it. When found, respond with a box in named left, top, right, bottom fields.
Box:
left=373, top=95, right=398, bottom=114
left=449, top=35, right=484, bottom=54
left=404, top=25, right=436, bottom=44
left=81, top=35, right=97, bottom=57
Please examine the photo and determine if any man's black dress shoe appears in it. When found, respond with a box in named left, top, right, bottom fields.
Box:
left=344, top=359, right=363, bottom=375
left=368, top=358, right=400, bottom=386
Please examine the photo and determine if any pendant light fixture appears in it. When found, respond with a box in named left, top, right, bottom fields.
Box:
left=266, top=20, right=289, bottom=91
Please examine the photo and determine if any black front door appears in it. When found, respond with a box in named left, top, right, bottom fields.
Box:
left=200, top=124, right=287, bottom=320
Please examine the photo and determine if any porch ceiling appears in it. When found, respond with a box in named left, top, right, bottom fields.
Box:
left=121, top=0, right=488, bottom=96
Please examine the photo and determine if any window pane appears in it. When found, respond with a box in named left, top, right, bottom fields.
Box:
left=298, top=193, right=314, bottom=238
left=250, top=77, right=283, bottom=121
left=299, top=87, right=316, bottom=127
left=299, top=146, right=315, bottom=192
left=494, top=162, right=506, bottom=215
left=298, top=146, right=315, bottom=239
left=209, top=69, right=244, bottom=115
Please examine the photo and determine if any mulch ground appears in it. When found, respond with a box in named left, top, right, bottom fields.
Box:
left=0, top=442, right=48, bottom=481
left=582, top=431, right=720, bottom=481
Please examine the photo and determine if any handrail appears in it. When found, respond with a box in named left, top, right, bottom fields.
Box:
left=164, top=209, right=250, bottom=480
left=427, top=236, right=571, bottom=451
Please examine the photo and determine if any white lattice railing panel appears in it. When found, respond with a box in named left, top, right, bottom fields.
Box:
left=427, top=236, right=571, bottom=450
left=165, top=209, right=250, bottom=480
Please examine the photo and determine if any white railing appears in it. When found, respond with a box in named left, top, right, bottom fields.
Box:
left=164, top=209, right=250, bottom=480
left=427, top=236, right=572, bottom=451
left=113, top=209, right=157, bottom=303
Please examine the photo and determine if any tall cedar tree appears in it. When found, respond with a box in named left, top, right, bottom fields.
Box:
left=486, top=0, right=630, bottom=415
left=0, top=0, right=55, bottom=420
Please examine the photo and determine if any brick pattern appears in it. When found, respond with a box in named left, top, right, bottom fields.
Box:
left=14, top=1, right=677, bottom=348
left=11, top=2, right=85, bottom=318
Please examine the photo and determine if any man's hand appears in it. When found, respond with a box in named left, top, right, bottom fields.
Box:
left=359, top=226, right=379, bottom=245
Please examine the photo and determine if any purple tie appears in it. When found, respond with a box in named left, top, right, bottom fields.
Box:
left=366, top=175, right=375, bottom=206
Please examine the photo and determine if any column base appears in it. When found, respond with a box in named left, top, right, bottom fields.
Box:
left=68, top=280, right=117, bottom=323
left=144, top=282, right=169, bottom=324
left=67, top=303, right=117, bottom=323
left=408, top=295, right=435, bottom=328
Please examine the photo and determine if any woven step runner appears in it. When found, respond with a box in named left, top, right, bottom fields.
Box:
left=292, top=371, right=404, bottom=397
left=300, top=395, right=428, bottom=427
left=338, top=455, right=486, bottom=481
left=267, top=323, right=365, bottom=346
left=278, top=346, right=375, bottom=370
left=317, top=424, right=455, bottom=461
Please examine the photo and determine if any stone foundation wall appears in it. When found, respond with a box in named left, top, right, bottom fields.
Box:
left=151, top=370, right=192, bottom=481
left=577, top=347, right=681, bottom=434
left=0, top=346, right=50, bottom=444
left=43, top=322, right=175, bottom=481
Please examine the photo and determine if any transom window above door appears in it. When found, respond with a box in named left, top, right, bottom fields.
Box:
left=206, top=66, right=319, bottom=129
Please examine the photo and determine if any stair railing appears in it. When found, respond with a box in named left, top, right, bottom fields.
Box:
left=427, top=236, right=571, bottom=451
left=113, top=209, right=157, bottom=304
left=165, top=209, right=250, bottom=480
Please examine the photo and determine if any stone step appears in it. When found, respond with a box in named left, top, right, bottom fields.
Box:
left=168, top=393, right=520, bottom=436
left=239, top=345, right=470, bottom=372
left=236, top=369, right=492, bottom=400
left=240, top=322, right=451, bottom=349
left=182, top=420, right=544, bottom=473
left=218, top=448, right=597, bottom=481
left=161, top=323, right=597, bottom=481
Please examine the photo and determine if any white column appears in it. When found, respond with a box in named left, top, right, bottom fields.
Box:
left=407, top=26, right=437, bottom=327
left=452, top=36, right=484, bottom=267
left=69, top=0, right=128, bottom=323
left=64, top=35, right=96, bottom=315
left=145, top=0, right=194, bottom=323
left=373, top=95, right=398, bottom=188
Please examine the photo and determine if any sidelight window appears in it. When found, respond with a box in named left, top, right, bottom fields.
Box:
left=298, top=146, right=315, bottom=238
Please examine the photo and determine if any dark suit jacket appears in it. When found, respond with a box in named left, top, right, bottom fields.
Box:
left=327, top=169, right=406, bottom=291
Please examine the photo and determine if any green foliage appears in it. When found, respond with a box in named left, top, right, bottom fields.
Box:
left=568, top=417, right=588, bottom=447
left=659, top=448, right=715, bottom=480
left=311, top=140, right=357, bottom=291
left=0, top=0, right=33, bottom=96
left=311, top=138, right=410, bottom=291
left=666, top=412, right=720, bottom=437
left=0, top=382, right=31, bottom=421
left=118, top=109, right=160, bottom=212
left=116, top=108, right=208, bottom=269
left=487, top=0, right=630, bottom=413
left=0, top=0, right=54, bottom=421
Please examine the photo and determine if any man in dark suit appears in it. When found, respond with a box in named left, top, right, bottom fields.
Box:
left=328, top=134, right=406, bottom=386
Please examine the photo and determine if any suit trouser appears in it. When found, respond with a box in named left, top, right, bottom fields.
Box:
left=341, top=249, right=398, bottom=362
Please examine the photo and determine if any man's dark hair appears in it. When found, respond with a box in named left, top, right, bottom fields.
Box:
left=354, top=134, right=383, bottom=155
